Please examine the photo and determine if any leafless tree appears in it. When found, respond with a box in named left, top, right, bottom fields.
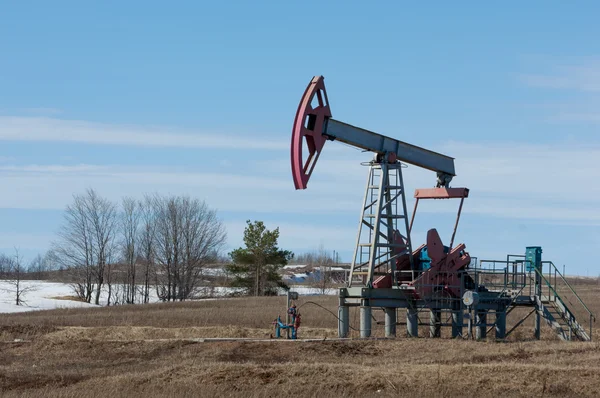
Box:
left=153, top=195, right=226, bottom=301
left=0, top=253, right=11, bottom=276
left=103, top=241, right=118, bottom=306
left=2, top=249, right=37, bottom=306
left=27, top=251, right=57, bottom=279
left=52, top=189, right=118, bottom=304
left=303, top=244, right=338, bottom=294
left=28, top=254, right=45, bottom=274
left=138, top=195, right=157, bottom=303
left=121, top=197, right=141, bottom=304
left=316, top=245, right=335, bottom=294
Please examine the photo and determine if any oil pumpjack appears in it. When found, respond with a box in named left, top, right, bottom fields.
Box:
left=290, top=76, right=594, bottom=341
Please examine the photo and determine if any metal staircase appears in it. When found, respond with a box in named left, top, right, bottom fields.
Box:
left=477, top=256, right=595, bottom=341
left=534, top=263, right=594, bottom=341
left=536, top=296, right=590, bottom=341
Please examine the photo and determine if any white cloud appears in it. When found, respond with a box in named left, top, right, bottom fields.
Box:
left=550, top=112, right=600, bottom=123
left=520, top=59, right=600, bottom=123
left=520, top=60, right=600, bottom=92
left=0, top=164, right=109, bottom=173
left=0, top=163, right=364, bottom=214
left=0, top=116, right=287, bottom=150
left=439, top=142, right=600, bottom=201
left=0, top=140, right=599, bottom=226
left=1, top=141, right=599, bottom=271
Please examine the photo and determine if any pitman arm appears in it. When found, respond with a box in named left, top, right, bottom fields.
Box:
left=291, top=76, right=456, bottom=189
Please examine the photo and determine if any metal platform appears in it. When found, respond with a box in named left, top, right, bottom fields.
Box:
left=337, top=258, right=595, bottom=341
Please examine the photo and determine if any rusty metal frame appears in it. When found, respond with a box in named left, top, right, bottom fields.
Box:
left=409, top=187, right=469, bottom=248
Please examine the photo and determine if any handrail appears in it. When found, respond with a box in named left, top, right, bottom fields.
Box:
left=477, top=259, right=528, bottom=292
left=541, top=261, right=596, bottom=322
left=534, top=266, right=592, bottom=340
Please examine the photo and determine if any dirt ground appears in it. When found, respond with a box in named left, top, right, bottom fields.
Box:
left=2, top=325, right=600, bottom=397
left=1, top=289, right=600, bottom=397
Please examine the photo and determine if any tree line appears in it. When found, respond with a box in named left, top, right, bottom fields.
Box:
left=0, top=188, right=345, bottom=306
left=50, top=188, right=227, bottom=305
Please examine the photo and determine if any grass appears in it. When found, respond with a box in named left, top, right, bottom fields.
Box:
left=2, top=336, right=600, bottom=397
left=2, top=277, right=600, bottom=397
left=0, top=295, right=339, bottom=329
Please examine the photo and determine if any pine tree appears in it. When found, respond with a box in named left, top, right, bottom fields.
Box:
left=227, top=220, right=293, bottom=296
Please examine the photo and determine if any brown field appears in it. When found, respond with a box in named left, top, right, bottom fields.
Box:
left=2, top=278, right=600, bottom=397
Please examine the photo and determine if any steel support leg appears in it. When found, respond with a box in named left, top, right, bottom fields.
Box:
left=534, top=307, right=541, bottom=340
left=476, top=310, right=487, bottom=340
left=407, top=306, right=418, bottom=337
left=495, top=310, right=506, bottom=340
left=452, top=305, right=463, bottom=338
left=338, top=305, right=349, bottom=338
left=384, top=308, right=397, bottom=338
left=360, top=302, right=372, bottom=338
left=429, top=309, right=441, bottom=338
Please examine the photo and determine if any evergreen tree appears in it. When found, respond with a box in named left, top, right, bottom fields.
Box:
left=227, top=220, right=293, bottom=296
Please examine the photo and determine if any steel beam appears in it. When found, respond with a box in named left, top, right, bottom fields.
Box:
left=325, top=119, right=456, bottom=177
left=495, top=310, right=506, bottom=340
left=452, top=307, right=463, bottom=338
left=476, top=310, right=487, bottom=340
left=535, top=307, right=541, bottom=340
left=414, top=187, right=469, bottom=199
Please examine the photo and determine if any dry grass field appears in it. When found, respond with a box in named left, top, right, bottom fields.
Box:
left=2, top=277, right=600, bottom=397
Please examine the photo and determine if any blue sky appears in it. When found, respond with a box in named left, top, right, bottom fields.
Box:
left=1, top=2, right=600, bottom=275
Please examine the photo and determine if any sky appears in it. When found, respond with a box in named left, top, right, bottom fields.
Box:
left=1, top=2, right=600, bottom=275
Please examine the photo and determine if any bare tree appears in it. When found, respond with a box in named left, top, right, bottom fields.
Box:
left=104, top=239, right=118, bottom=306
left=27, top=251, right=57, bottom=279
left=138, top=195, right=157, bottom=303
left=28, top=254, right=45, bottom=274
left=301, top=244, right=338, bottom=294
left=2, top=250, right=37, bottom=306
left=153, top=195, right=226, bottom=301
left=53, top=189, right=118, bottom=304
left=121, top=197, right=140, bottom=304
left=315, top=245, right=335, bottom=294
left=0, top=253, right=11, bottom=276
left=54, top=192, right=94, bottom=302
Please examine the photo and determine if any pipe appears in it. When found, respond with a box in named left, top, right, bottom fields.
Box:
left=360, top=302, right=372, bottom=338
left=338, top=306, right=349, bottom=338
left=495, top=310, right=506, bottom=340
left=430, top=309, right=441, bottom=338
left=384, top=308, right=397, bottom=338
left=476, top=310, right=487, bottom=340
left=407, top=306, right=418, bottom=337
